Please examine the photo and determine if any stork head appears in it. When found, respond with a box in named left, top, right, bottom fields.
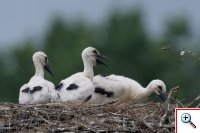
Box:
left=149, top=80, right=167, bottom=101
left=33, top=51, right=54, bottom=77
left=82, top=47, right=110, bottom=67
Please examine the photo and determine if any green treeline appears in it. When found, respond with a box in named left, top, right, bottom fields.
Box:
left=0, top=10, right=199, bottom=105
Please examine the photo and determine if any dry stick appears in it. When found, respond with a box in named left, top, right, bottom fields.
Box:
left=175, top=99, right=185, bottom=107
left=0, top=126, right=16, bottom=130
left=161, top=124, right=175, bottom=128
left=162, top=45, right=185, bottom=62
left=78, top=123, right=97, bottom=133
left=162, top=45, right=200, bottom=62
left=0, top=100, right=176, bottom=132
left=140, top=118, right=153, bottom=129
left=173, top=88, right=178, bottom=101
left=38, top=116, right=51, bottom=125
left=162, top=45, right=182, bottom=51
left=19, top=121, right=30, bottom=132
left=157, top=128, right=170, bottom=133
left=143, top=111, right=157, bottom=120
left=160, top=86, right=179, bottom=117
left=185, top=95, right=200, bottom=107
left=125, top=106, right=154, bottom=131
left=196, top=103, right=200, bottom=108
left=91, top=100, right=118, bottom=107
left=170, top=88, right=179, bottom=104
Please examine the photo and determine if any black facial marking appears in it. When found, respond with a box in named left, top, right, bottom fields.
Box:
left=93, top=50, right=98, bottom=54
left=100, top=73, right=111, bottom=77
left=95, top=87, right=113, bottom=97
left=55, top=83, right=64, bottom=91
left=22, top=87, right=30, bottom=93
left=30, top=86, right=43, bottom=94
left=85, top=95, right=92, bottom=102
left=45, top=57, right=48, bottom=62
left=158, top=86, right=162, bottom=90
left=67, top=83, right=78, bottom=90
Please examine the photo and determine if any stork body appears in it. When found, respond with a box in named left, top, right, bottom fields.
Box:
left=19, top=51, right=56, bottom=104
left=56, top=73, right=94, bottom=101
left=56, top=47, right=110, bottom=102
left=90, top=74, right=167, bottom=103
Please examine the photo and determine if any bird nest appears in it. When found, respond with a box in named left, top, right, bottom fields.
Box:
left=0, top=86, right=197, bottom=133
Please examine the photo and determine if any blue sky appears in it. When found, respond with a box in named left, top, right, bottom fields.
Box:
left=0, top=0, right=200, bottom=45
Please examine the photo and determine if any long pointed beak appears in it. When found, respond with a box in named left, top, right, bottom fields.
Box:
left=44, top=63, right=54, bottom=77
left=96, top=53, right=110, bottom=67
left=96, top=53, right=111, bottom=61
left=96, top=59, right=108, bottom=67
left=158, top=92, right=167, bottom=101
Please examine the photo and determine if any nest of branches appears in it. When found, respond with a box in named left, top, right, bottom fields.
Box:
left=0, top=86, right=198, bottom=133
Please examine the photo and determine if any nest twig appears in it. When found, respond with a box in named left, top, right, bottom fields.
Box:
left=0, top=102, right=174, bottom=132
left=185, top=95, right=200, bottom=107
left=162, top=45, right=200, bottom=62
left=0, top=86, right=197, bottom=133
left=160, top=86, right=179, bottom=117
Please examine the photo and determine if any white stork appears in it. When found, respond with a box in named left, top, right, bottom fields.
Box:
left=19, top=51, right=57, bottom=104
left=90, top=74, right=167, bottom=103
left=56, top=47, right=110, bottom=102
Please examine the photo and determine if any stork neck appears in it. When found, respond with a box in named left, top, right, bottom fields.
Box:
left=83, top=60, right=94, bottom=79
left=34, top=61, right=44, bottom=77
left=141, top=83, right=154, bottom=98
left=133, top=84, right=154, bottom=101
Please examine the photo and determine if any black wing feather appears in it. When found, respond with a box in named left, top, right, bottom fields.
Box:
left=21, top=87, right=30, bottom=93
left=30, top=86, right=43, bottom=94
left=94, top=87, right=113, bottom=97
left=84, top=95, right=92, bottom=102
left=100, top=73, right=111, bottom=77
left=55, top=83, right=64, bottom=91
left=67, top=83, right=79, bottom=90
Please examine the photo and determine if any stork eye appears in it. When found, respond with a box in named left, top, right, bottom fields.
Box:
left=45, top=57, right=48, bottom=62
left=158, top=86, right=162, bottom=90
left=93, top=50, right=98, bottom=54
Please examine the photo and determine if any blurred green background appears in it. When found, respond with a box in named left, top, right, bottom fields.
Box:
left=0, top=2, right=200, bottom=106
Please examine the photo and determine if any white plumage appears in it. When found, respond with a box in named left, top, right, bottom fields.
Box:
left=19, top=51, right=57, bottom=104
left=56, top=47, right=110, bottom=102
left=56, top=73, right=94, bottom=101
left=90, top=74, right=167, bottom=103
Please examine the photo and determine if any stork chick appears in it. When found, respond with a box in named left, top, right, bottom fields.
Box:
left=90, top=74, right=167, bottom=103
left=56, top=47, right=110, bottom=102
left=19, top=51, right=56, bottom=104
